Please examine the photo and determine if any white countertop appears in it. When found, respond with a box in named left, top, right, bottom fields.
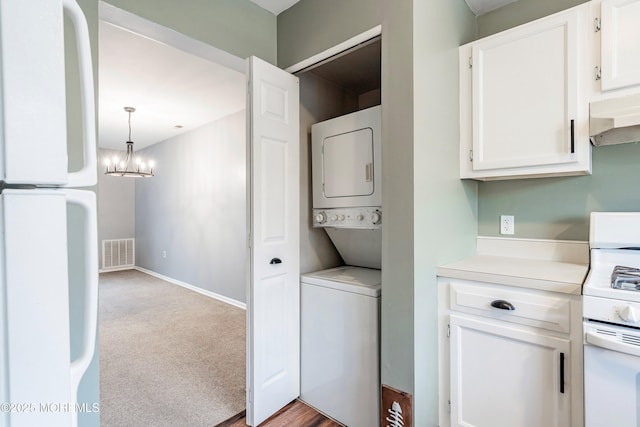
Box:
left=437, top=237, right=590, bottom=295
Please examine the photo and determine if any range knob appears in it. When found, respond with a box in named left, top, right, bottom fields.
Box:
left=315, top=212, right=327, bottom=224
left=619, top=305, right=639, bottom=323
left=370, top=211, right=381, bottom=225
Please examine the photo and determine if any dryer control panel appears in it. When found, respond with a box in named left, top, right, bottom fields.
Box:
left=313, top=207, right=381, bottom=229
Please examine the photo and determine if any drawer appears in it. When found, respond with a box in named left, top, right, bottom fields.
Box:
left=449, top=281, right=572, bottom=333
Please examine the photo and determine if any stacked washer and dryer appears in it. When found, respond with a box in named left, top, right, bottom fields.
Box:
left=300, top=105, right=382, bottom=427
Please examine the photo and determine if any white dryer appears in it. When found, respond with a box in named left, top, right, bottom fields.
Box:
left=310, top=105, right=382, bottom=269
left=311, top=105, right=381, bottom=229
left=311, top=105, right=381, bottom=209
left=300, top=266, right=380, bottom=427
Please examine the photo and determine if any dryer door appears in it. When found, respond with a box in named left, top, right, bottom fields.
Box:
left=323, top=127, right=374, bottom=198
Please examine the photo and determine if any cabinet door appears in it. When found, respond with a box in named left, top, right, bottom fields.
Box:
left=472, top=9, right=580, bottom=171
left=601, top=0, right=640, bottom=91
left=460, top=5, right=591, bottom=180
left=450, top=315, right=570, bottom=427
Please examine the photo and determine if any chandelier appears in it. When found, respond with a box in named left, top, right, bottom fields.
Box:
left=104, top=106, right=154, bottom=177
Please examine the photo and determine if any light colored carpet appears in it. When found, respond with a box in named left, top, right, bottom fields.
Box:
left=99, top=270, right=246, bottom=427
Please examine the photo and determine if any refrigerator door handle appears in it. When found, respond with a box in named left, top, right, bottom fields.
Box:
left=62, top=0, right=97, bottom=188
left=66, top=189, right=98, bottom=427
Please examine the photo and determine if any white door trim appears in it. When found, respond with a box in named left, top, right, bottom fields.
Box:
left=98, top=1, right=245, bottom=73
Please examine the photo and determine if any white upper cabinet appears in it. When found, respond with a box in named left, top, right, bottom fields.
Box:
left=599, top=0, right=640, bottom=92
left=459, top=4, right=591, bottom=180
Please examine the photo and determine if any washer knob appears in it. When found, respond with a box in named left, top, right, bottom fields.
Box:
left=315, top=212, right=327, bottom=224
left=370, top=212, right=381, bottom=225
left=339, top=215, right=345, bottom=221
left=619, top=305, right=639, bottom=323
left=330, top=215, right=338, bottom=222
left=356, top=214, right=364, bottom=221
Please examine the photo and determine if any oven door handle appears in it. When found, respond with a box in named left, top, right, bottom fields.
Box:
left=585, top=331, right=640, bottom=357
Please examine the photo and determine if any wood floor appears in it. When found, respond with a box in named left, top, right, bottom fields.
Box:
left=216, top=400, right=343, bottom=427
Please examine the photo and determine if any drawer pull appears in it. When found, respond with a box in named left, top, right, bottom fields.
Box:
left=490, top=299, right=515, bottom=311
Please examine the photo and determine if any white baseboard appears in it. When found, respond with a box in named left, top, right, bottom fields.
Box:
left=134, top=267, right=246, bottom=310
left=100, top=266, right=135, bottom=273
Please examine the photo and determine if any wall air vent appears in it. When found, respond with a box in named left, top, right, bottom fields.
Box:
left=102, top=238, right=135, bottom=271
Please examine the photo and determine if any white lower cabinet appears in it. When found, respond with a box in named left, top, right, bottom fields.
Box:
left=450, top=315, right=570, bottom=427
left=439, top=278, right=583, bottom=427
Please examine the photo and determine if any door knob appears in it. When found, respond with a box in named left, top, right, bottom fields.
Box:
left=269, top=258, right=282, bottom=265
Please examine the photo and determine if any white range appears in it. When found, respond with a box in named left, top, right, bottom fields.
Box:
left=582, top=212, right=640, bottom=427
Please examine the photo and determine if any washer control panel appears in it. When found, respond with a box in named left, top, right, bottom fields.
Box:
left=313, top=207, right=382, bottom=229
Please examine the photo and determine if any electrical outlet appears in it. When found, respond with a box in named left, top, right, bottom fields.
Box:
left=500, top=215, right=515, bottom=235
left=162, top=250, right=167, bottom=259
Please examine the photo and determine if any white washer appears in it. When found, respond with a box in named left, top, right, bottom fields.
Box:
left=300, top=266, right=381, bottom=427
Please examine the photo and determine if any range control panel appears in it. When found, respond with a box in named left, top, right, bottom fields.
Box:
left=313, top=207, right=382, bottom=229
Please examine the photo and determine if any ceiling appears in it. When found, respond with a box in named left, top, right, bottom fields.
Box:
left=98, top=21, right=246, bottom=151
left=248, top=0, right=301, bottom=15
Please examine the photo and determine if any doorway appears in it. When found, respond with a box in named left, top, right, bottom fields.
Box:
left=97, top=3, right=248, bottom=425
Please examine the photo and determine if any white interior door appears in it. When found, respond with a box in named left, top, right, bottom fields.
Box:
left=246, top=56, right=300, bottom=426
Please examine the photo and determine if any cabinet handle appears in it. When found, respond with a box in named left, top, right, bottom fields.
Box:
left=269, top=257, right=282, bottom=265
left=559, top=352, right=565, bottom=394
left=570, top=119, right=575, bottom=154
left=490, top=299, right=515, bottom=311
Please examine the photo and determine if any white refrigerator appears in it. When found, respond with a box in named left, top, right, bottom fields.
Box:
left=0, top=1, right=98, bottom=427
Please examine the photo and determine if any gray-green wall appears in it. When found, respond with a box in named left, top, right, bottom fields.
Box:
left=104, top=0, right=277, bottom=64
left=477, top=0, right=587, bottom=37
left=380, top=0, right=415, bottom=405
left=476, top=0, right=640, bottom=241
left=477, top=143, right=640, bottom=240
left=277, top=0, right=382, bottom=68
left=412, top=1, right=477, bottom=425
